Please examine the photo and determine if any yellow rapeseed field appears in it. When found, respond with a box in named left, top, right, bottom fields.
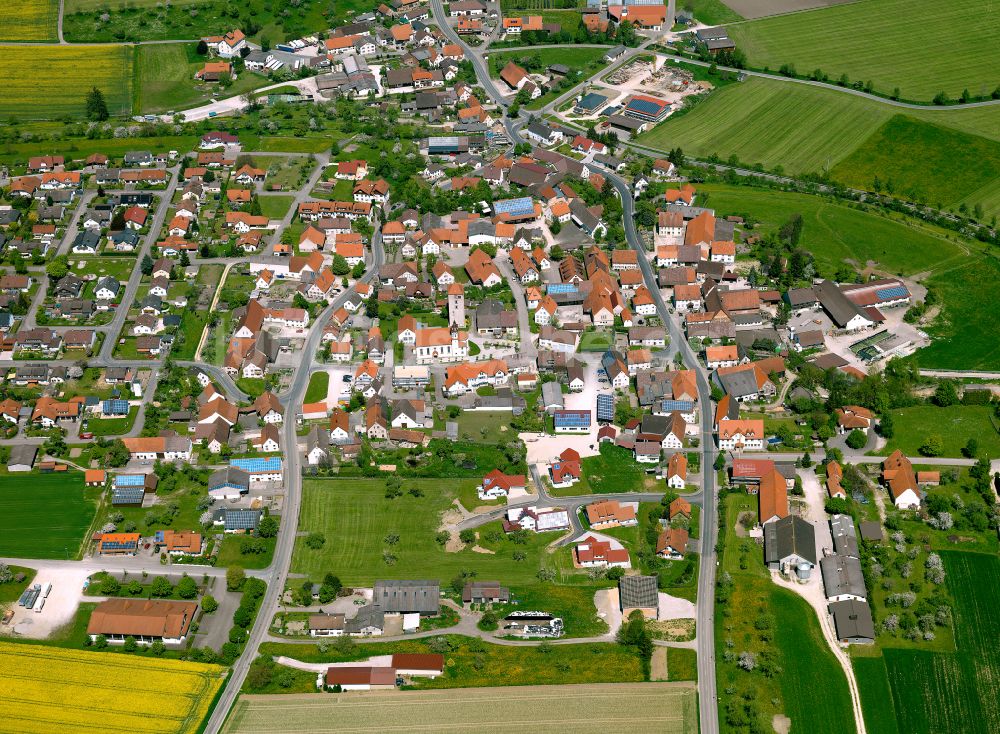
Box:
left=3, top=1, right=60, bottom=42
left=0, top=641, right=226, bottom=734
left=0, top=45, right=133, bottom=120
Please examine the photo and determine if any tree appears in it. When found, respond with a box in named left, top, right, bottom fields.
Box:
left=150, top=576, right=173, bottom=598
left=201, top=594, right=219, bottom=613
left=0, top=563, right=12, bottom=584
left=257, top=516, right=279, bottom=538
left=845, top=429, right=867, bottom=450
left=962, top=437, right=979, bottom=458
left=140, top=254, right=154, bottom=276
left=878, top=412, right=895, bottom=439
left=45, top=256, right=70, bottom=280
left=713, top=454, right=726, bottom=471
left=126, top=579, right=143, bottom=595
left=304, top=532, right=326, bottom=549
left=932, top=380, right=959, bottom=407
left=86, top=87, right=109, bottom=121
left=458, top=529, right=475, bottom=545
left=100, top=575, right=121, bottom=595
left=177, top=575, right=198, bottom=599
left=106, top=439, right=130, bottom=467
left=227, top=565, right=246, bottom=591
left=196, top=39, right=209, bottom=55
left=920, top=434, right=944, bottom=457
left=331, top=254, right=351, bottom=275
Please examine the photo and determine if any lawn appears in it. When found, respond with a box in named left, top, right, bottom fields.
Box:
left=693, top=183, right=967, bottom=278
left=686, top=0, right=743, bottom=24
left=637, top=78, right=1000, bottom=216
left=863, top=553, right=1000, bottom=734
left=0, top=45, right=134, bottom=120
left=216, top=535, right=276, bottom=570
left=229, top=681, right=694, bottom=730
left=86, top=406, right=139, bottom=437
left=290, top=478, right=560, bottom=586
left=454, top=410, right=518, bottom=444
left=726, top=0, right=1000, bottom=101
left=579, top=443, right=649, bottom=494
left=489, top=583, right=611, bottom=637
left=257, top=195, right=295, bottom=220
left=0, top=474, right=99, bottom=559
left=0, top=641, right=226, bottom=734
left=879, top=405, right=1000, bottom=458
left=0, top=566, right=36, bottom=604
left=303, top=371, right=330, bottom=404
left=256, top=636, right=647, bottom=690
left=829, top=115, right=1000, bottom=213
left=577, top=329, right=614, bottom=352
left=2, top=0, right=59, bottom=42
left=133, top=43, right=272, bottom=116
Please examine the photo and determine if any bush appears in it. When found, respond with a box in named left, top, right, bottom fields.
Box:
left=177, top=575, right=197, bottom=599
left=229, top=626, right=248, bottom=644
left=227, top=566, right=246, bottom=591
left=304, top=532, right=326, bottom=550
left=845, top=429, right=867, bottom=450
left=201, top=594, right=219, bottom=614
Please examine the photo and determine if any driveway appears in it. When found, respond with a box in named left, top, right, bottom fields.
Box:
left=594, top=587, right=622, bottom=638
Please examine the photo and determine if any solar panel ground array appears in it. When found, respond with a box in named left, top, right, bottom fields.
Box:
left=225, top=683, right=698, bottom=734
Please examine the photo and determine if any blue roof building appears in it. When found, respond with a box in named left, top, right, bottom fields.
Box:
left=597, top=394, right=615, bottom=423
left=102, top=399, right=130, bottom=416
left=624, top=95, right=671, bottom=122
left=224, top=509, right=261, bottom=533
left=575, top=92, right=609, bottom=114
left=553, top=409, right=592, bottom=433
left=230, top=457, right=282, bottom=475
left=493, top=197, right=535, bottom=220
left=111, top=486, right=144, bottom=506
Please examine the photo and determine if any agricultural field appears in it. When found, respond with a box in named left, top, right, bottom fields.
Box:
left=829, top=116, right=1000, bottom=214
left=1, top=641, right=226, bottom=734
left=1, top=0, right=60, bottom=42
left=692, top=183, right=967, bottom=278
left=226, top=683, right=696, bottom=733
left=857, top=553, right=1000, bottom=734
left=879, top=405, right=1000, bottom=458
left=290, top=478, right=560, bottom=586
left=916, top=254, right=1000, bottom=370
left=0, top=46, right=133, bottom=120
left=726, top=0, right=1000, bottom=100
left=715, top=494, right=855, bottom=732
left=0, top=474, right=99, bottom=559
left=64, top=0, right=335, bottom=44
left=637, top=78, right=1000, bottom=217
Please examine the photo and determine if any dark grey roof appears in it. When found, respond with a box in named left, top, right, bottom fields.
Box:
left=373, top=579, right=440, bottom=614
left=821, top=555, right=866, bottom=600
left=859, top=521, right=883, bottom=542
left=764, top=515, right=817, bottom=566
left=785, top=287, right=818, bottom=307
left=345, top=605, right=385, bottom=633
left=829, top=599, right=875, bottom=641
left=830, top=514, right=859, bottom=558
left=814, top=279, right=870, bottom=328
left=619, top=575, right=658, bottom=609
left=209, top=466, right=250, bottom=490
left=8, top=444, right=37, bottom=468
left=716, top=369, right=760, bottom=400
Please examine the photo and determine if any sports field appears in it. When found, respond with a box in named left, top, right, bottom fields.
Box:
left=727, top=0, right=1000, bottom=100
left=0, top=45, right=133, bottom=120
left=290, top=478, right=556, bottom=586
left=224, top=683, right=698, bottom=734
left=692, top=183, right=967, bottom=277
left=1, top=641, right=226, bottom=734
left=855, top=553, right=1000, bottom=734
left=2, top=0, right=60, bottom=42
left=637, top=77, right=1000, bottom=217
left=0, top=473, right=99, bottom=559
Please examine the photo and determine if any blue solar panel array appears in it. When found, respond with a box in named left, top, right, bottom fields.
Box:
left=597, top=394, right=615, bottom=422
left=101, top=536, right=138, bottom=550
left=554, top=410, right=592, bottom=428
left=659, top=400, right=694, bottom=413
left=102, top=399, right=129, bottom=415
left=874, top=286, right=908, bottom=301
left=115, top=474, right=146, bottom=487
left=231, top=457, right=282, bottom=473
left=225, top=509, right=261, bottom=531
left=112, top=487, right=144, bottom=505
left=547, top=283, right=578, bottom=294
left=494, top=197, right=534, bottom=218
left=626, top=98, right=668, bottom=117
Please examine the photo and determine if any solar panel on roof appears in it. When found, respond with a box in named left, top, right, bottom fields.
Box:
left=103, top=399, right=129, bottom=414
left=627, top=98, right=666, bottom=114
left=230, top=457, right=282, bottom=473
left=225, top=509, right=261, bottom=530
left=112, top=486, right=144, bottom=505
left=547, top=284, right=578, bottom=294
left=114, top=474, right=146, bottom=487
left=874, top=286, right=908, bottom=300
left=597, top=394, right=615, bottom=421
left=494, top=197, right=534, bottom=217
